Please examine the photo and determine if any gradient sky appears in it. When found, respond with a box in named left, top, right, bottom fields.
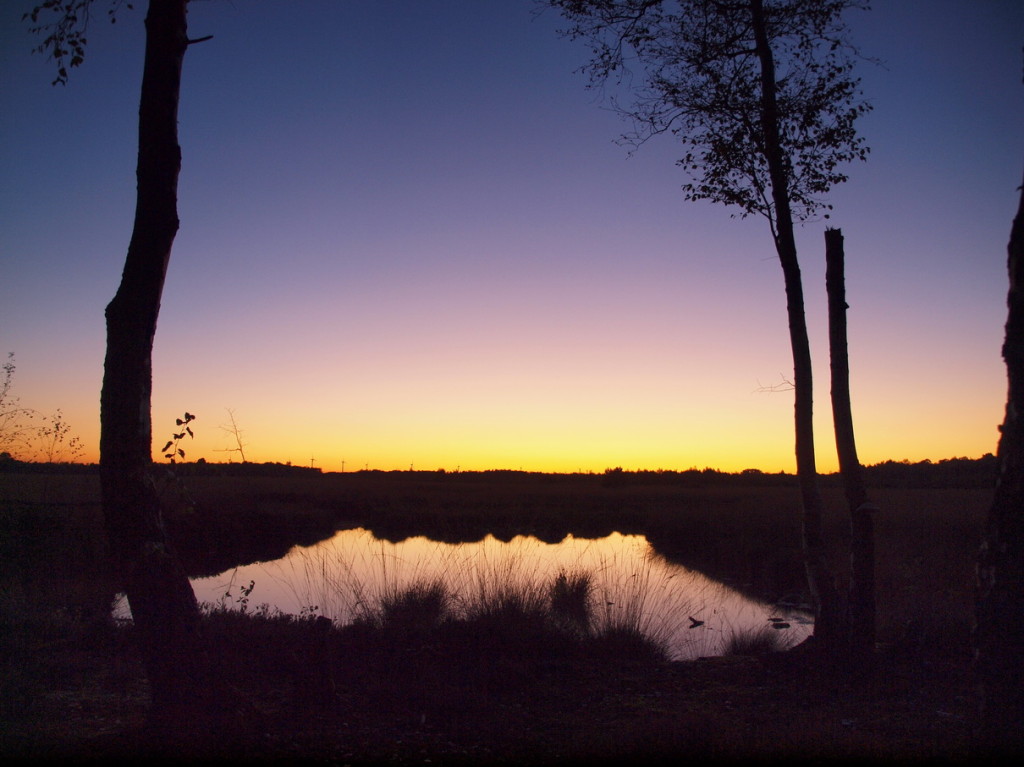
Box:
left=1, top=0, right=1021, bottom=473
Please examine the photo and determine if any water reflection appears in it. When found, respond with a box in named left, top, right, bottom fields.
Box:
left=185, top=528, right=811, bottom=660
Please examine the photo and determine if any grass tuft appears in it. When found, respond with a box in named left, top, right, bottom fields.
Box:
left=375, top=578, right=451, bottom=637
left=722, top=624, right=784, bottom=656
left=549, top=568, right=593, bottom=636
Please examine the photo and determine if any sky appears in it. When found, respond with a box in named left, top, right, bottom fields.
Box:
left=1, top=0, right=1021, bottom=474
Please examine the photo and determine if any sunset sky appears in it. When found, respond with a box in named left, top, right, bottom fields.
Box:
left=1, top=0, right=1021, bottom=473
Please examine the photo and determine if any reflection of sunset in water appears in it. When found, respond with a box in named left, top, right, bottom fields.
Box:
left=188, top=528, right=812, bottom=659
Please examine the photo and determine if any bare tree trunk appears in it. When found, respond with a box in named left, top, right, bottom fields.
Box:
left=750, top=0, right=842, bottom=652
left=99, top=0, right=208, bottom=723
left=825, top=228, right=876, bottom=658
left=975, top=171, right=1024, bottom=751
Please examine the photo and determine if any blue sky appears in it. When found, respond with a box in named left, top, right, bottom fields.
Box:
left=1, top=0, right=1022, bottom=471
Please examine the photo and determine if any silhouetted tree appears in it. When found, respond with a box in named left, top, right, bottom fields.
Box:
left=25, top=0, right=217, bottom=727
left=0, top=353, right=35, bottom=457
left=975, top=170, right=1024, bottom=751
left=217, top=407, right=249, bottom=462
left=825, top=227, right=876, bottom=657
left=547, top=0, right=871, bottom=650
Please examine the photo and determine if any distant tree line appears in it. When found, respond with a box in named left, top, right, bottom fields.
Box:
left=600, top=457, right=999, bottom=489
left=0, top=453, right=997, bottom=488
left=855, top=454, right=999, bottom=489
left=0, top=454, right=321, bottom=478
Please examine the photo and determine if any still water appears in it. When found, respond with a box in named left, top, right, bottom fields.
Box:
left=177, top=528, right=811, bottom=660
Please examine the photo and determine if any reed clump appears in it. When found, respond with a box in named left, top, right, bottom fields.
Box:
left=549, top=569, right=593, bottom=636
left=721, top=624, right=785, bottom=656
left=336, top=569, right=668, bottom=668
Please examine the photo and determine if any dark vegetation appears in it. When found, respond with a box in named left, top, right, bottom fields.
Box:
left=0, top=460, right=998, bottom=762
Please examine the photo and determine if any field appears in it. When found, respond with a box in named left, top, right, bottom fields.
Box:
left=0, top=468, right=998, bottom=762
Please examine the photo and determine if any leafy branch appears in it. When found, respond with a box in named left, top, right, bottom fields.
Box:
left=23, top=0, right=136, bottom=86
left=34, top=408, right=85, bottom=463
left=161, top=411, right=195, bottom=463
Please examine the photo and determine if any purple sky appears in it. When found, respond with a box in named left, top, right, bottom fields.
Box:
left=1, top=0, right=1021, bottom=472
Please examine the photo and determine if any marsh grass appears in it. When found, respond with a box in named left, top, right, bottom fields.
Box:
left=721, top=624, right=785, bottom=656
left=549, top=569, right=593, bottom=636
left=378, top=578, right=450, bottom=631
left=342, top=565, right=666, bottom=665
left=190, top=526, right=816, bottom=663
left=257, top=530, right=723, bottom=660
left=212, top=532, right=681, bottom=681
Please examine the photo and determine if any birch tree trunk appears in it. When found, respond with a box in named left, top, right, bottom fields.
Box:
left=825, top=227, right=876, bottom=658
left=750, top=0, right=843, bottom=652
left=99, top=0, right=208, bottom=721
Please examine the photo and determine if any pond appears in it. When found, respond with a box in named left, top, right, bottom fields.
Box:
left=173, top=527, right=812, bottom=660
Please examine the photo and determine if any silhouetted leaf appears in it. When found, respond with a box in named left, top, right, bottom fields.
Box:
left=161, top=440, right=173, bottom=452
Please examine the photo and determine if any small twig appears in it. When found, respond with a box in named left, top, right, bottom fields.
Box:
left=754, top=374, right=794, bottom=394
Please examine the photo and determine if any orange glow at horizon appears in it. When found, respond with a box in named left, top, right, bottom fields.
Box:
left=17, top=374, right=1002, bottom=475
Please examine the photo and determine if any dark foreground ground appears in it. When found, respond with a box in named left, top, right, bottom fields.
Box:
left=1, top=620, right=984, bottom=765
left=0, top=469, right=1004, bottom=763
